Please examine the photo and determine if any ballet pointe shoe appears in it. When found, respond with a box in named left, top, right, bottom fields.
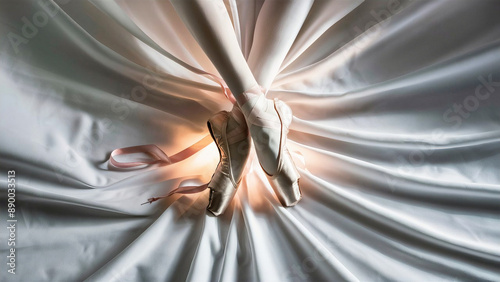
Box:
left=266, top=99, right=302, bottom=206
left=206, top=107, right=250, bottom=216
left=239, top=86, right=302, bottom=207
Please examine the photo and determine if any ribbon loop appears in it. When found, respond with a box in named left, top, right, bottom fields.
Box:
left=108, top=136, right=214, bottom=205
left=110, top=144, right=171, bottom=168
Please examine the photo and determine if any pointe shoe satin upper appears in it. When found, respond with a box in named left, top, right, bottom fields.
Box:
left=206, top=109, right=250, bottom=216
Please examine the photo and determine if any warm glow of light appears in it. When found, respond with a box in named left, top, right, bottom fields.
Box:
left=236, top=148, right=283, bottom=214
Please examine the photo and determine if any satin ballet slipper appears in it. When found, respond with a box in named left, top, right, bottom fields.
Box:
left=240, top=86, right=302, bottom=207
left=206, top=107, right=251, bottom=216
left=268, top=98, right=302, bottom=206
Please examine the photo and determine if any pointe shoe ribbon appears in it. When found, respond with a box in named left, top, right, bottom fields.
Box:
left=108, top=137, right=213, bottom=205
left=109, top=136, right=213, bottom=168
left=140, top=183, right=209, bottom=205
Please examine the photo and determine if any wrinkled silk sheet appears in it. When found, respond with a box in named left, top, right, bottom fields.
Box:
left=1, top=0, right=500, bottom=281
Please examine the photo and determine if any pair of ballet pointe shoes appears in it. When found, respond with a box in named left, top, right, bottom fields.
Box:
left=206, top=85, right=302, bottom=216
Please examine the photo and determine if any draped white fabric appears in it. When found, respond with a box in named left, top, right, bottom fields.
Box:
left=1, top=0, right=500, bottom=281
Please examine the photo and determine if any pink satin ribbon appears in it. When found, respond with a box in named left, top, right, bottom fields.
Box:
left=109, top=135, right=213, bottom=169
left=110, top=144, right=171, bottom=168
left=140, top=183, right=209, bottom=205
left=198, top=71, right=235, bottom=104
left=108, top=135, right=214, bottom=205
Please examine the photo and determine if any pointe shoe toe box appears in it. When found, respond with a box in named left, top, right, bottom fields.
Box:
left=267, top=149, right=302, bottom=207
left=207, top=167, right=238, bottom=216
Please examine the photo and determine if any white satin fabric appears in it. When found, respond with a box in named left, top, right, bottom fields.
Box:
left=1, top=0, right=500, bottom=281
